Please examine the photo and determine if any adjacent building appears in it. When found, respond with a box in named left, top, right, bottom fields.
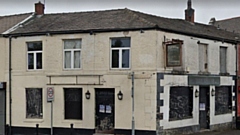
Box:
left=0, top=1, right=239, bottom=135
left=209, top=15, right=240, bottom=130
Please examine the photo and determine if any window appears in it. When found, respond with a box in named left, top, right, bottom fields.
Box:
left=26, top=88, right=43, bottom=118
left=215, top=86, right=232, bottom=115
left=169, top=87, right=193, bottom=120
left=111, top=37, right=130, bottom=69
left=198, top=44, right=208, bottom=72
left=27, top=42, right=42, bottom=70
left=220, top=47, right=227, bottom=73
left=64, top=88, right=82, bottom=120
left=166, top=40, right=182, bottom=67
left=64, top=39, right=81, bottom=69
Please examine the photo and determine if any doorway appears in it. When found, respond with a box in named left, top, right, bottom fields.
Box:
left=95, top=88, right=115, bottom=134
left=0, top=89, right=5, bottom=135
left=199, top=87, right=210, bottom=129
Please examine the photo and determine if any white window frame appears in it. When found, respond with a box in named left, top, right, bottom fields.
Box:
left=27, top=42, right=42, bottom=70
left=110, top=38, right=131, bottom=69
left=63, top=39, right=81, bottom=69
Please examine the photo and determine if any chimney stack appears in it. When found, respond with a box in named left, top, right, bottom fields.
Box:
left=185, top=0, right=195, bottom=23
left=35, top=1, right=44, bottom=15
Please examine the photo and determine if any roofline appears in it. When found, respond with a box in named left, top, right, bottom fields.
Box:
left=2, top=13, right=35, bottom=34
left=3, top=26, right=238, bottom=44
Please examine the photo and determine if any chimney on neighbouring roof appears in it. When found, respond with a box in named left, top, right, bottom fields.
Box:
left=185, top=0, right=195, bottom=23
left=35, top=1, right=44, bottom=15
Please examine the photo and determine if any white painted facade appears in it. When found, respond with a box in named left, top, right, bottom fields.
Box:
left=1, top=29, right=236, bottom=134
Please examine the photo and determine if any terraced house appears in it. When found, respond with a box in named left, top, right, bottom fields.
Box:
left=1, top=1, right=240, bottom=135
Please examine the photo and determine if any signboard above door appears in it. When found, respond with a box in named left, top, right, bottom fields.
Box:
left=188, top=76, right=220, bottom=86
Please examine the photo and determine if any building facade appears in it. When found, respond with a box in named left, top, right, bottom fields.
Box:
left=1, top=1, right=240, bottom=135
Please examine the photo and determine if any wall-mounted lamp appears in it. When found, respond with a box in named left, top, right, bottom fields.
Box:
left=85, top=90, right=91, bottom=99
left=211, top=89, right=215, bottom=96
left=117, top=90, right=123, bottom=100
left=195, top=89, right=199, bottom=98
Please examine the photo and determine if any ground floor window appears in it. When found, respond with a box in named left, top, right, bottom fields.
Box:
left=215, top=86, right=232, bottom=115
left=169, top=87, right=193, bottom=121
left=26, top=88, right=43, bottom=118
left=64, top=88, right=82, bottom=120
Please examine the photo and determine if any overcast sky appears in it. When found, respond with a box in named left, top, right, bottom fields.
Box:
left=0, top=0, right=240, bottom=24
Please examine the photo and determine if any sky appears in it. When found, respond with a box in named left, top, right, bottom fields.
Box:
left=0, top=0, right=240, bottom=24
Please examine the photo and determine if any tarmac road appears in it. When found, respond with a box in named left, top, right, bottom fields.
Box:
left=187, top=129, right=240, bottom=135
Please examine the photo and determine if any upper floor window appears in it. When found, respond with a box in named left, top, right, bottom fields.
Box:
left=27, top=42, right=42, bottom=70
left=220, top=47, right=227, bottom=73
left=166, top=40, right=182, bottom=67
left=64, top=39, right=81, bottom=69
left=111, top=37, right=130, bottom=69
left=198, top=44, right=208, bottom=72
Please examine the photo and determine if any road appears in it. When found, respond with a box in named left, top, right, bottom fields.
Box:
left=188, top=129, right=240, bottom=135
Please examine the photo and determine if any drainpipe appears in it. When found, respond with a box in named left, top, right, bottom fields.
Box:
left=8, top=36, right=12, bottom=135
left=131, top=72, right=135, bottom=135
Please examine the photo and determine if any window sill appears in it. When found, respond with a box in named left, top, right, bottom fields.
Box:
left=169, top=116, right=193, bottom=121
left=62, top=119, right=83, bottom=124
left=24, top=119, right=44, bottom=123
left=63, top=68, right=82, bottom=71
left=219, top=72, right=230, bottom=76
left=110, top=68, right=131, bottom=71
left=198, top=71, right=211, bottom=75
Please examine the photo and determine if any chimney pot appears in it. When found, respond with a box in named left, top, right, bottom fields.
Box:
left=35, top=1, right=44, bottom=15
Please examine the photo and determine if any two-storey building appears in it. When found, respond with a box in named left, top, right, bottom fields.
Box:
left=2, top=1, right=240, bottom=135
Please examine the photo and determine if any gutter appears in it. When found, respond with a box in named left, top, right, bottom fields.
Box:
left=5, top=25, right=239, bottom=44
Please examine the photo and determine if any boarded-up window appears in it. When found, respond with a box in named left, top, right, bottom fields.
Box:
left=199, top=44, right=208, bottom=72
left=215, top=86, right=232, bottom=115
left=166, top=44, right=182, bottom=66
left=169, top=87, right=193, bottom=120
left=26, top=88, right=43, bottom=118
left=220, top=47, right=227, bottom=73
left=64, top=88, right=82, bottom=120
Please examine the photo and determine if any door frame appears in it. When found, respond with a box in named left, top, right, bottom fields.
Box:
left=0, top=82, right=6, bottom=135
left=95, top=88, right=115, bottom=134
left=199, top=86, right=210, bottom=129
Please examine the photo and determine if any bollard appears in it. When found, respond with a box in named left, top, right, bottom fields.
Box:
left=70, top=123, right=74, bottom=135
left=36, top=124, right=39, bottom=135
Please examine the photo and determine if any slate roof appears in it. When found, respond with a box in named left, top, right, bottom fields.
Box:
left=8, top=9, right=240, bottom=43
left=213, top=17, right=240, bottom=34
left=0, top=13, right=32, bottom=34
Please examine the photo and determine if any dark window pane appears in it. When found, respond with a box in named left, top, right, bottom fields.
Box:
left=122, top=50, right=129, bottom=68
left=36, top=53, right=42, bottom=69
left=26, top=88, right=43, bottom=118
left=167, top=44, right=181, bottom=66
left=64, top=88, right=82, bottom=120
left=215, top=86, right=231, bottom=115
left=220, top=47, right=227, bottom=73
left=111, top=38, right=130, bottom=48
left=169, top=87, right=193, bottom=120
left=27, top=42, right=42, bottom=51
left=28, top=53, right=34, bottom=69
left=112, top=50, right=119, bottom=68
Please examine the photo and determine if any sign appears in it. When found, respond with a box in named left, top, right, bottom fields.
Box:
left=200, top=103, right=206, bottom=111
left=47, top=87, right=54, bottom=102
left=99, top=105, right=105, bottom=113
left=188, top=76, right=220, bottom=86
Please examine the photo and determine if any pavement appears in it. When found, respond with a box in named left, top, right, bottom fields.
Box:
left=187, top=129, right=240, bottom=135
